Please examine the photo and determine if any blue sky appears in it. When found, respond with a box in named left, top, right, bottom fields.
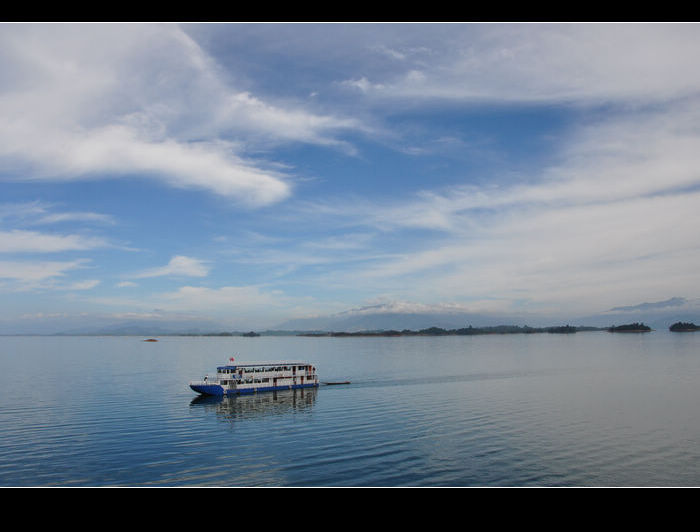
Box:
left=3, top=23, right=700, bottom=332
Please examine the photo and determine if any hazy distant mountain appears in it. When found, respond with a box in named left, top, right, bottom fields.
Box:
left=275, top=298, right=700, bottom=333
left=7, top=296, right=699, bottom=336
left=609, top=297, right=688, bottom=313
left=273, top=303, right=556, bottom=332
left=574, top=297, right=700, bottom=330
left=56, top=318, right=231, bottom=336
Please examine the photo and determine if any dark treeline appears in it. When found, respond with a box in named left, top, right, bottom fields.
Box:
left=299, top=324, right=601, bottom=337
left=607, top=322, right=652, bottom=332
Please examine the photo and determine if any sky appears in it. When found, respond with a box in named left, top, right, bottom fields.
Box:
left=2, top=22, right=700, bottom=332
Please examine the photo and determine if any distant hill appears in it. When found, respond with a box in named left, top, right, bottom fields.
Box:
left=272, top=311, right=544, bottom=333
left=275, top=298, right=700, bottom=334
left=569, top=297, right=700, bottom=332
left=56, top=318, right=231, bottom=336
left=7, top=296, right=700, bottom=336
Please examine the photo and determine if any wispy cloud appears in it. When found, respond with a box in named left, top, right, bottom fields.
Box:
left=159, top=285, right=282, bottom=311
left=0, top=259, right=89, bottom=283
left=278, top=97, right=700, bottom=315
left=131, top=255, right=209, bottom=279
left=77, top=283, right=318, bottom=329
left=0, top=24, right=362, bottom=206
left=31, top=212, right=115, bottom=226
left=344, top=24, right=700, bottom=105
left=0, top=201, right=115, bottom=226
left=609, top=297, right=688, bottom=312
left=0, top=229, right=108, bottom=253
left=60, top=279, right=101, bottom=291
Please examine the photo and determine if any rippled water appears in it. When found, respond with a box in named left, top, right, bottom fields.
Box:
left=2, top=332, right=700, bottom=486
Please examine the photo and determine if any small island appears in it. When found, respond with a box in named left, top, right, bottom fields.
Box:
left=669, top=322, right=700, bottom=332
left=241, top=331, right=261, bottom=337
left=607, top=322, right=652, bottom=333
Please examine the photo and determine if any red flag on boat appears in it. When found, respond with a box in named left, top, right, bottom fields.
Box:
left=230, top=357, right=235, bottom=362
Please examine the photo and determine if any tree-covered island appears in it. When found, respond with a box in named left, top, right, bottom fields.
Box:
left=607, top=322, right=652, bottom=332
left=669, top=322, right=700, bottom=332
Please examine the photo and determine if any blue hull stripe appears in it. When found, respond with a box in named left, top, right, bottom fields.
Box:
left=191, top=383, right=319, bottom=396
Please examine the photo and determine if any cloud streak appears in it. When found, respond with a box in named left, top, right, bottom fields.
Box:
left=0, top=229, right=107, bottom=253
left=0, top=201, right=115, bottom=226
left=0, top=259, right=89, bottom=283
left=131, top=255, right=210, bottom=279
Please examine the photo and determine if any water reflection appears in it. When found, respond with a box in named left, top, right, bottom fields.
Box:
left=190, top=387, right=318, bottom=422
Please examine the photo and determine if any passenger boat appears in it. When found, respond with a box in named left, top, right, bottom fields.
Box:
left=189, top=359, right=319, bottom=396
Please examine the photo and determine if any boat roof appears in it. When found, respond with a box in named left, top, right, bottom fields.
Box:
left=217, top=361, right=312, bottom=368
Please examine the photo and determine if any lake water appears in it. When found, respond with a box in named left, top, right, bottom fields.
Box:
left=1, top=332, right=700, bottom=486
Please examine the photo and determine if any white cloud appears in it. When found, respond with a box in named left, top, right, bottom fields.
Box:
left=78, top=283, right=314, bottom=329
left=0, top=259, right=88, bottom=283
left=62, top=279, right=100, bottom=290
left=360, top=191, right=700, bottom=310
left=0, top=24, right=360, bottom=206
left=335, top=299, right=510, bottom=316
left=0, top=201, right=49, bottom=221
left=160, top=285, right=281, bottom=310
left=0, top=229, right=107, bottom=253
left=0, top=201, right=115, bottom=226
left=30, top=125, right=293, bottom=205
left=132, top=255, right=209, bottom=278
left=219, top=91, right=361, bottom=151
left=31, top=212, right=115, bottom=225
left=341, top=77, right=384, bottom=93
left=351, top=24, right=700, bottom=105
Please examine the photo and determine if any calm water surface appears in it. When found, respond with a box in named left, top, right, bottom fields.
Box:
left=1, top=332, right=700, bottom=486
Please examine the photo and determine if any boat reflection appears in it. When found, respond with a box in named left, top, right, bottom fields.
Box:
left=190, top=387, right=318, bottom=422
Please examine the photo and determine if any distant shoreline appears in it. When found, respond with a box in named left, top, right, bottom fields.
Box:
left=6, top=321, right=699, bottom=337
